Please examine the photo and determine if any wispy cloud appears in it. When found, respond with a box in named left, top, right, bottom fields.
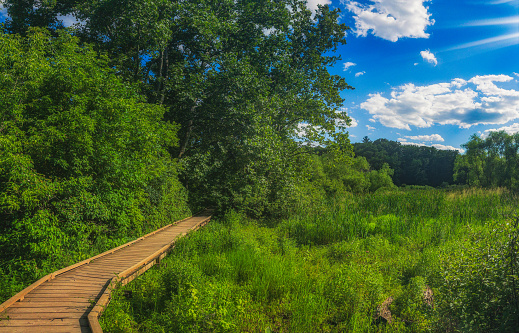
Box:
left=488, top=0, right=517, bottom=4
left=432, top=144, right=465, bottom=153
left=447, top=32, right=519, bottom=51
left=349, top=117, right=359, bottom=127
left=355, top=71, right=366, bottom=77
left=366, top=125, right=376, bottom=131
left=463, top=15, right=519, bottom=26
left=57, top=14, right=81, bottom=27
left=0, top=3, right=8, bottom=20
left=420, top=50, right=438, bottom=66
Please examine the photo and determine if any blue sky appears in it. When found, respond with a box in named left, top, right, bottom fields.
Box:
left=2, top=1, right=518, bottom=152
left=319, top=0, right=519, bottom=152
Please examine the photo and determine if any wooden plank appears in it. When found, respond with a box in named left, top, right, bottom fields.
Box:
left=57, top=273, right=114, bottom=280
left=0, top=318, right=89, bottom=327
left=0, top=275, right=51, bottom=313
left=32, top=285, right=104, bottom=291
left=56, top=273, right=111, bottom=279
left=0, top=326, right=90, bottom=333
left=37, top=282, right=107, bottom=288
left=2, top=307, right=87, bottom=314
left=24, top=293, right=100, bottom=299
left=9, top=301, right=93, bottom=308
left=0, top=312, right=86, bottom=320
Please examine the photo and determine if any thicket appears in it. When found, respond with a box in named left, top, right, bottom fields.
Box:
left=100, top=189, right=519, bottom=332
left=0, top=30, right=190, bottom=302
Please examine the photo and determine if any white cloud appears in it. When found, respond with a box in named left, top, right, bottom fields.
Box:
left=482, top=123, right=519, bottom=138
left=360, top=74, right=519, bottom=130
left=398, top=140, right=420, bottom=145
left=355, top=71, right=366, bottom=77
left=306, top=0, right=332, bottom=12
left=296, top=123, right=323, bottom=137
left=420, top=50, right=437, bottom=66
left=343, top=0, right=435, bottom=42
left=402, top=134, right=444, bottom=142
left=335, top=117, right=358, bottom=128
left=398, top=140, right=464, bottom=153
left=343, top=62, right=356, bottom=71
left=432, top=144, right=465, bottom=153
left=366, top=125, right=376, bottom=131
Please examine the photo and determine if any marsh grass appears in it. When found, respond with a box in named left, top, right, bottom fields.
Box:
left=101, top=188, right=518, bottom=332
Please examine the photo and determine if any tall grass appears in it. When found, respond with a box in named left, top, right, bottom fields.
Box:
left=101, top=188, right=518, bottom=332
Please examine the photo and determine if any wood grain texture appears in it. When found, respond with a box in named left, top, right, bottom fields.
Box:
left=0, top=211, right=212, bottom=333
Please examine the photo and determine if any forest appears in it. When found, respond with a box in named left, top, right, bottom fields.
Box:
left=1, top=1, right=518, bottom=332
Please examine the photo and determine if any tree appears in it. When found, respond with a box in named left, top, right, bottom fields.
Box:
left=0, top=29, right=189, bottom=287
left=455, top=131, right=519, bottom=190
left=354, top=139, right=458, bottom=187
left=4, top=0, right=355, bottom=215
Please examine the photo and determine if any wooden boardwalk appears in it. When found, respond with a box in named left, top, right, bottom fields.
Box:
left=0, top=211, right=212, bottom=333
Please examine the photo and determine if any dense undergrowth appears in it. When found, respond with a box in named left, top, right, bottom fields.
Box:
left=101, top=188, right=519, bottom=332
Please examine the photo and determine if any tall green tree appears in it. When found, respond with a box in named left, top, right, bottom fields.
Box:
left=4, top=0, right=355, bottom=214
left=0, top=30, right=189, bottom=294
left=455, top=131, right=519, bottom=190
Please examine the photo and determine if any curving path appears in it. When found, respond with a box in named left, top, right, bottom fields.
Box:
left=0, top=211, right=212, bottom=333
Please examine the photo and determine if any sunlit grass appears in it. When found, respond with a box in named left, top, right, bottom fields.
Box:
left=101, top=188, right=518, bottom=332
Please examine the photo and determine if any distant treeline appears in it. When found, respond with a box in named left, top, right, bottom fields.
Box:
left=353, top=138, right=459, bottom=187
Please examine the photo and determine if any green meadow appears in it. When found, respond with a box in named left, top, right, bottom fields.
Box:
left=101, top=188, right=519, bottom=332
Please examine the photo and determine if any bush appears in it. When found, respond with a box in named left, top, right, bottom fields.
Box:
left=437, top=216, right=519, bottom=332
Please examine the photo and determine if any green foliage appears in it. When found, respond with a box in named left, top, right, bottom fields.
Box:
left=437, top=216, right=519, bottom=332
left=0, top=29, right=189, bottom=302
left=368, top=163, right=396, bottom=192
left=354, top=138, right=459, bottom=187
left=3, top=0, right=356, bottom=217
left=454, top=131, right=519, bottom=190
left=101, top=189, right=518, bottom=332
